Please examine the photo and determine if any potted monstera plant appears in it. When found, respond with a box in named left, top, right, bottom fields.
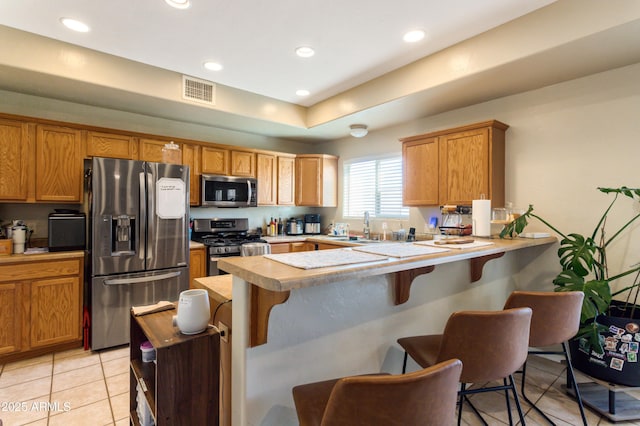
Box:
left=501, top=186, right=640, bottom=386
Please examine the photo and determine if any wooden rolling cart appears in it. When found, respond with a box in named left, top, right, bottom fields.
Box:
left=129, top=308, right=220, bottom=426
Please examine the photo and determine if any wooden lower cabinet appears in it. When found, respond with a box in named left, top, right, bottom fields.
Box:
left=189, top=246, right=207, bottom=287
left=0, top=254, right=84, bottom=363
left=0, top=282, right=23, bottom=355
left=269, top=241, right=315, bottom=253
left=130, top=309, right=220, bottom=425
left=316, top=243, right=345, bottom=250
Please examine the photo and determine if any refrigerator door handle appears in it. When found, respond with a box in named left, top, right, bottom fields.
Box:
left=139, top=171, right=146, bottom=261
left=146, top=169, right=154, bottom=261
left=103, top=271, right=182, bottom=286
left=246, top=179, right=252, bottom=206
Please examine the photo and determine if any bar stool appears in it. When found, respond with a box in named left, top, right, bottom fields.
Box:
left=292, top=358, right=463, bottom=426
left=503, top=290, right=587, bottom=425
left=398, top=307, right=532, bottom=426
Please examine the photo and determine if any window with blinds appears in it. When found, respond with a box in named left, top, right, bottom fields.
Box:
left=343, top=156, right=409, bottom=218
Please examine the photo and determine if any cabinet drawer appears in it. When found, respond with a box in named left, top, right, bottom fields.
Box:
left=0, top=259, right=81, bottom=282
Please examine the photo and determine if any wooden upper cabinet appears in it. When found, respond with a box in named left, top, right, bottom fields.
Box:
left=295, top=154, right=338, bottom=207
left=35, top=125, right=83, bottom=202
left=400, top=120, right=508, bottom=207
left=231, top=150, right=256, bottom=177
left=402, top=137, right=439, bottom=206
left=257, top=153, right=277, bottom=205
left=277, top=155, right=295, bottom=206
left=139, top=138, right=178, bottom=163
left=86, top=131, right=137, bottom=160
left=0, top=118, right=30, bottom=201
left=201, top=146, right=229, bottom=175
left=182, top=144, right=201, bottom=206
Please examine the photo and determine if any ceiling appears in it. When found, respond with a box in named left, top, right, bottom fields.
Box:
left=0, top=0, right=639, bottom=142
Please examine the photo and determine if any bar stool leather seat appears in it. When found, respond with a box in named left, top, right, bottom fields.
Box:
left=292, top=358, right=462, bottom=426
left=503, top=290, right=587, bottom=425
left=398, top=307, right=532, bottom=426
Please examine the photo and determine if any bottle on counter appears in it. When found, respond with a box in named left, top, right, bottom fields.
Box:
left=277, top=217, right=283, bottom=236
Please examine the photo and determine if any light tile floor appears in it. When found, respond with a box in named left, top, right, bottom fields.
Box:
left=1, top=347, right=639, bottom=425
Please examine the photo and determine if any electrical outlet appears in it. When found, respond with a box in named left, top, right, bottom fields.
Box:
left=218, top=321, right=229, bottom=343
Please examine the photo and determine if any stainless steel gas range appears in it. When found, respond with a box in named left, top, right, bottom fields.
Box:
left=191, top=218, right=266, bottom=276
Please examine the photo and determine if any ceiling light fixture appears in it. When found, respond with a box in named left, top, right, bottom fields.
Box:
left=165, top=0, right=191, bottom=9
left=295, top=46, right=315, bottom=58
left=60, top=18, right=90, bottom=33
left=203, top=61, right=223, bottom=71
left=349, top=124, right=368, bottom=138
left=403, top=29, right=425, bottom=43
left=296, top=89, right=310, bottom=97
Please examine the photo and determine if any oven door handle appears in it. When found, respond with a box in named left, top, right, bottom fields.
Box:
left=104, top=271, right=181, bottom=285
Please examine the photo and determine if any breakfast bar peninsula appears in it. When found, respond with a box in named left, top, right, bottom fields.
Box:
left=218, top=236, right=557, bottom=426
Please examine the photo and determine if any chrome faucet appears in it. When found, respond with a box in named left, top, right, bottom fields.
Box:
left=363, top=211, right=371, bottom=240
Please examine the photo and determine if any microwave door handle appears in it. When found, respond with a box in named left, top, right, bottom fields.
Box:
left=103, top=271, right=181, bottom=285
left=246, top=180, right=252, bottom=206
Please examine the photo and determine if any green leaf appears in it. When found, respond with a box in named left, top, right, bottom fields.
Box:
left=557, top=234, right=597, bottom=277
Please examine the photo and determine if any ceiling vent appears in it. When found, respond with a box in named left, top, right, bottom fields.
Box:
left=182, top=75, right=216, bottom=105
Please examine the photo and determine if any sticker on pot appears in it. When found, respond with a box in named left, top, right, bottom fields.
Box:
left=629, top=352, right=638, bottom=363
left=610, top=357, right=625, bottom=371
left=610, top=325, right=624, bottom=336
left=626, top=323, right=640, bottom=333
left=630, top=342, right=639, bottom=353
left=622, top=334, right=633, bottom=342
left=605, top=337, right=618, bottom=350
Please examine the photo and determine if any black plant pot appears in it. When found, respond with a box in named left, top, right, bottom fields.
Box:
left=569, top=301, right=640, bottom=387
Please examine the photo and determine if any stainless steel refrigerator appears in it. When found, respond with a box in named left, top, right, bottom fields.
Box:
left=90, top=157, right=189, bottom=350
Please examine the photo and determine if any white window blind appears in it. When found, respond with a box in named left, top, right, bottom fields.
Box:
left=343, top=156, right=409, bottom=218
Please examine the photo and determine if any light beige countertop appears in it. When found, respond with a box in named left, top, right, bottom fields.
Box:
left=218, top=236, right=557, bottom=292
left=189, top=241, right=205, bottom=249
left=192, top=275, right=233, bottom=303
left=0, top=249, right=85, bottom=265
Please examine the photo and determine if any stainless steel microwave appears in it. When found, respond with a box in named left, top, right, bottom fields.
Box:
left=201, top=174, right=257, bottom=207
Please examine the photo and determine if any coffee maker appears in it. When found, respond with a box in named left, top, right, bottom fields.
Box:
left=304, top=214, right=321, bottom=235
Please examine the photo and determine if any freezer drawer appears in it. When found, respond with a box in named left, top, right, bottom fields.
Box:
left=91, top=266, right=189, bottom=350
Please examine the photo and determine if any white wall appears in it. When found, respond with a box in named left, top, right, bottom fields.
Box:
left=322, top=62, right=640, bottom=295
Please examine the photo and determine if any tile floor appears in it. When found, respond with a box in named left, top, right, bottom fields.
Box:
left=1, top=347, right=640, bottom=425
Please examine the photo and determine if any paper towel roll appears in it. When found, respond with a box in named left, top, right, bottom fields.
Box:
left=472, top=199, right=491, bottom=237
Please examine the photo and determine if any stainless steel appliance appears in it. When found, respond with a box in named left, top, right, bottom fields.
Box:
left=201, top=174, right=257, bottom=207
left=48, top=212, right=86, bottom=251
left=90, top=157, right=190, bottom=350
left=286, top=218, right=304, bottom=235
left=191, top=218, right=266, bottom=276
left=304, top=214, right=321, bottom=234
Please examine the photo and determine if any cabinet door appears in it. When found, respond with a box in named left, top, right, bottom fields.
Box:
left=35, top=125, right=83, bottom=202
left=438, top=128, right=490, bottom=205
left=189, top=247, right=206, bottom=288
left=0, top=118, right=29, bottom=201
left=269, top=243, right=290, bottom=254
left=296, top=156, right=322, bottom=206
left=0, top=282, right=23, bottom=355
left=86, top=131, right=137, bottom=159
left=290, top=242, right=314, bottom=252
left=202, top=146, right=229, bottom=175
left=30, top=276, right=81, bottom=348
left=257, top=154, right=277, bottom=205
left=183, top=144, right=201, bottom=205
left=316, top=243, right=342, bottom=250
left=402, top=137, right=439, bottom=206
left=231, top=151, right=255, bottom=177
left=140, top=138, right=175, bottom=163
left=277, top=156, right=295, bottom=206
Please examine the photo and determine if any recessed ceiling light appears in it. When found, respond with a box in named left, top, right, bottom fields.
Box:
left=204, top=61, right=223, bottom=71
left=403, top=30, right=425, bottom=43
left=60, top=18, right=90, bottom=33
left=295, top=46, right=315, bottom=58
left=296, top=89, right=310, bottom=97
left=165, top=0, right=191, bottom=9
